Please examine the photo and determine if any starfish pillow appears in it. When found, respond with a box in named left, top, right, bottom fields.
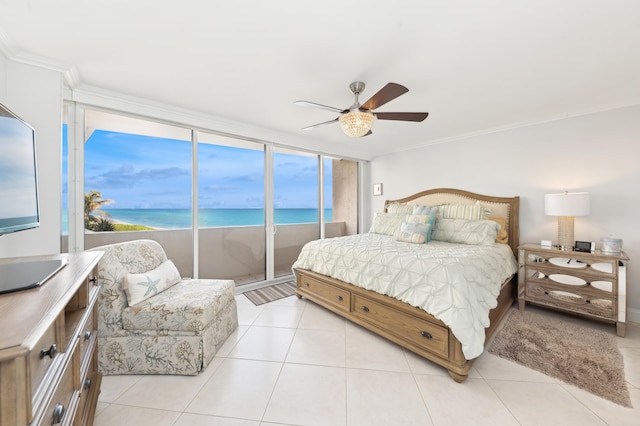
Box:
left=123, top=260, right=181, bottom=306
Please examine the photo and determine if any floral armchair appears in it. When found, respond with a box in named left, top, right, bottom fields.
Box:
left=88, top=239, right=238, bottom=375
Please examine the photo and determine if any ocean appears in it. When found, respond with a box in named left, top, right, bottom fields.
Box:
left=97, top=208, right=333, bottom=229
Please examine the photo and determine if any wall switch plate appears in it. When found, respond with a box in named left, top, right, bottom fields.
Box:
left=541, top=239, right=553, bottom=248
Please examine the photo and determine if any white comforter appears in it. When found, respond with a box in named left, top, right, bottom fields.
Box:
left=292, top=233, right=518, bottom=359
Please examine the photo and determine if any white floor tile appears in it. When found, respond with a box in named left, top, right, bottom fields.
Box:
left=113, top=358, right=222, bottom=411
left=251, top=305, right=305, bottom=328
left=347, top=368, right=433, bottom=426
left=415, top=375, right=519, bottom=426
left=98, top=375, right=143, bottom=403
left=216, top=324, right=250, bottom=357
left=174, top=412, right=260, bottom=425
left=93, top=296, right=640, bottom=426
left=620, top=347, right=640, bottom=388
left=93, top=404, right=181, bottom=426
left=262, top=363, right=347, bottom=426
left=346, top=327, right=410, bottom=372
left=286, top=328, right=346, bottom=367
left=297, top=302, right=346, bottom=331
left=186, top=358, right=282, bottom=420
left=487, top=380, right=608, bottom=426
left=473, top=352, right=557, bottom=383
left=227, top=326, right=296, bottom=362
left=562, top=384, right=640, bottom=426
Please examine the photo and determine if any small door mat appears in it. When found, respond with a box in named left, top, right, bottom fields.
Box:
left=243, top=281, right=297, bottom=306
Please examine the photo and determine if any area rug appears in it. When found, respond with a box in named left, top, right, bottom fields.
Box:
left=243, top=281, right=297, bottom=306
left=488, top=309, right=631, bottom=407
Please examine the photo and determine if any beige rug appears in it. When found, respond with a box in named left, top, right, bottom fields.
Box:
left=243, top=281, right=296, bottom=306
left=489, top=309, right=631, bottom=407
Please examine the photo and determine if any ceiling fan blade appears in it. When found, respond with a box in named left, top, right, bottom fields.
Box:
left=361, top=83, right=409, bottom=111
left=294, top=100, right=344, bottom=114
left=374, top=112, right=429, bottom=122
left=301, top=117, right=339, bottom=130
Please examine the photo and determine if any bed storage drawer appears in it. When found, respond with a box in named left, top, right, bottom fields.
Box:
left=297, top=273, right=351, bottom=313
left=352, top=294, right=449, bottom=358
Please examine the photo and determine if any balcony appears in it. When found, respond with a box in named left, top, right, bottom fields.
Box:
left=64, top=221, right=346, bottom=288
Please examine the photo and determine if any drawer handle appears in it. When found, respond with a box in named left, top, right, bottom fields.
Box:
left=304, top=282, right=310, bottom=287
left=89, top=276, right=97, bottom=283
left=52, top=403, right=65, bottom=424
left=361, top=306, right=370, bottom=313
left=420, top=331, right=433, bottom=339
left=84, top=330, right=92, bottom=340
left=84, top=378, right=92, bottom=390
left=40, top=344, right=57, bottom=360
left=336, top=295, right=343, bottom=301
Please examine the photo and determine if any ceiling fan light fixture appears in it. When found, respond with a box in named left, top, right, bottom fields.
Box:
left=339, top=110, right=375, bottom=137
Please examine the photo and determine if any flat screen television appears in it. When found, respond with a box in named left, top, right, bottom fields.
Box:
left=0, top=102, right=67, bottom=295
left=0, top=102, right=40, bottom=235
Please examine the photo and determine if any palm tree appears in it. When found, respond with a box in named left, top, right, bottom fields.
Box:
left=84, top=190, right=114, bottom=221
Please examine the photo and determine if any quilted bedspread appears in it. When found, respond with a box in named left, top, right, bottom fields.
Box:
left=292, top=233, right=518, bottom=359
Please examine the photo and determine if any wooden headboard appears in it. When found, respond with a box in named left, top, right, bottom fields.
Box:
left=384, top=188, right=520, bottom=256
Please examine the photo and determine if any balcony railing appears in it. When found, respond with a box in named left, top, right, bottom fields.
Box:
left=63, top=222, right=346, bottom=286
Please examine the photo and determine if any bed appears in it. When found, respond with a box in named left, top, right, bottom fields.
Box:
left=293, top=188, right=519, bottom=382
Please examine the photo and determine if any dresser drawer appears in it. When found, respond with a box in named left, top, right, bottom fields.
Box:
left=78, top=305, right=96, bottom=364
left=30, top=312, right=63, bottom=397
left=352, top=294, right=449, bottom=358
left=40, top=346, right=79, bottom=426
left=297, top=274, right=351, bottom=313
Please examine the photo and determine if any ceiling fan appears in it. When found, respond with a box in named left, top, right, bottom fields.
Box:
left=295, top=81, right=429, bottom=138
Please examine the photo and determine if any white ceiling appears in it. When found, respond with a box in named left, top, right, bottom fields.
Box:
left=1, top=0, right=639, bottom=159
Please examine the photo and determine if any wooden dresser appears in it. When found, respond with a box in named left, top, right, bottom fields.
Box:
left=0, top=251, right=103, bottom=426
left=518, top=243, right=629, bottom=336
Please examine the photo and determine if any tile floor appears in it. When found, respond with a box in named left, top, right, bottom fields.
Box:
left=94, top=294, right=640, bottom=426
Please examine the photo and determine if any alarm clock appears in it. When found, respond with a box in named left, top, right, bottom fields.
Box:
left=574, top=241, right=595, bottom=253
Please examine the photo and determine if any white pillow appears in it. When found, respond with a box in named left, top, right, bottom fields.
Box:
left=369, top=213, right=405, bottom=235
left=393, top=221, right=431, bottom=244
left=431, top=218, right=499, bottom=245
left=123, top=260, right=181, bottom=306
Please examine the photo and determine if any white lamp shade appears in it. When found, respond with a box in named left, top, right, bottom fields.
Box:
left=544, top=192, right=590, bottom=217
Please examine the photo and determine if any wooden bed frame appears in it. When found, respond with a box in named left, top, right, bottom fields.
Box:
left=295, top=188, right=520, bottom=382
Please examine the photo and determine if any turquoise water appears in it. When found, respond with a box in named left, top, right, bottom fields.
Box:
left=85, top=208, right=332, bottom=229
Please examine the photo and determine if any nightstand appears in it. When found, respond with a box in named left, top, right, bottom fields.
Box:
left=518, top=243, right=629, bottom=336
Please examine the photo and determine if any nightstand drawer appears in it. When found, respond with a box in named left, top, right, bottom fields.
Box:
left=524, top=281, right=615, bottom=319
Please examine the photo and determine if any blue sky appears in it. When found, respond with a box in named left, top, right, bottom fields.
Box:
left=63, top=128, right=332, bottom=210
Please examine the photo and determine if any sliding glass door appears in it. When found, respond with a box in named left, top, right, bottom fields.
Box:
left=273, top=148, right=320, bottom=278
left=197, top=132, right=266, bottom=284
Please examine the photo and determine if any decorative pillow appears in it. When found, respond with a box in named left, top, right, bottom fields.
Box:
left=123, top=260, right=181, bottom=306
left=405, top=214, right=436, bottom=241
left=489, top=216, right=508, bottom=244
left=385, top=202, right=414, bottom=215
left=439, top=201, right=491, bottom=221
left=369, top=213, right=405, bottom=235
left=431, top=218, right=499, bottom=245
left=412, top=205, right=439, bottom=217
left=393, top=221, right=431, bottom=244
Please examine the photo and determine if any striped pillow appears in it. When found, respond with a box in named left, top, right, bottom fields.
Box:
left=386, top=202, right=414, bottom=215
left=439, top=202, right=491, bottom=221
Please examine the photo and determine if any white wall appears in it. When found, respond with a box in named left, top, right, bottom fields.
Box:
left=0, top=59, right=63, bottom=258
left=370, top=105, right=640, bottom=322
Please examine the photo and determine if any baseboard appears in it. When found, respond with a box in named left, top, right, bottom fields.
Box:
left=628, top=307, right=640, bottom=326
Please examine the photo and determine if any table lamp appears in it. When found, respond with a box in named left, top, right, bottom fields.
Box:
left=544, top=192, right=590, bottom=250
